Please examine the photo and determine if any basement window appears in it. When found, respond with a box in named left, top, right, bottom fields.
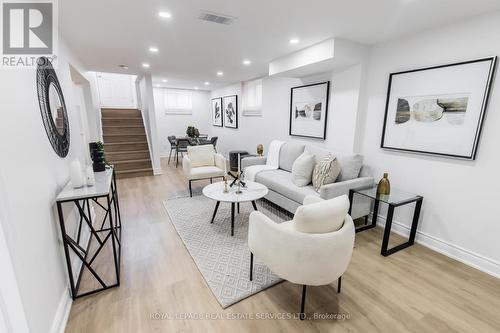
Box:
left=165, top=89, right=193, bottom=114
left=242, top=78, right=262, bottom=116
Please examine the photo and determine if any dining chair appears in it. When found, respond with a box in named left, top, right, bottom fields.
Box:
left=167, top=136, right=177, bottom=165
left=175, top=138, right=191, bottom=168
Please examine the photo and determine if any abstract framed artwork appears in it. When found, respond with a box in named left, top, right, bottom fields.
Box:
left=381, top=57, right=497, bottom=160
left=211, top=97, right=223, bottom=127
left=223, top=95, right=238, bottom=129
left=289, top=81, right=330, bottom=139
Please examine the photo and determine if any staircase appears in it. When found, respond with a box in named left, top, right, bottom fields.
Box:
left=101, top=108, right=153, bottom=178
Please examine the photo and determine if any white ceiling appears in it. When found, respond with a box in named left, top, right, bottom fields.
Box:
left=60, top=0, right=500, bottom=90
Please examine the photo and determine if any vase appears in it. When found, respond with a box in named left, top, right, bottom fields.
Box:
left=70, top=160, right=84, bottom=188
left=257, top=144, right=263, bottom=156
left=377, top=172, right=390, bottom=195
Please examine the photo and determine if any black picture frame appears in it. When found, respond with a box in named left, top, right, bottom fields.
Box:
left=289, top=81, right=330, bottom=140
left=211, top=97, right=223, bottom=127
left=223, top=95, right=238, bottom=129
left=380, top=57, right=497, bottom=160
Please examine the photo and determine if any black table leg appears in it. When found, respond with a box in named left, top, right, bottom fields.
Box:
left=408, top=198, right=423, bottom=245
left=252, top=201, right=258, bottom=211
left=231, top=202, right=235, bottom=236
left=348, top=189, right=354, bottom=215
left=237, top=202, right=240, bottom=214
left=381, top=204, right=395, bottom=255
left=211, top=201, right=220, bottom=224
left=356, top=199, right=379, bottom=233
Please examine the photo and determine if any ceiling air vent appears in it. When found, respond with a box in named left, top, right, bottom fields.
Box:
left=198, top=11, right=235, bottom=25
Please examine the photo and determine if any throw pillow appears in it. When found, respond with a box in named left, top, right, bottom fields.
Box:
left=291, top=151, right=316, bottom=187
left=293, top=195, right=349, bottom=233
left=312, top=155, right=340, bottom=192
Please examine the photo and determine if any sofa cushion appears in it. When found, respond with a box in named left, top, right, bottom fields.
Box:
left=255, top=169, right=319, bottom=204
left=189, top=166, right=224, bottom=179
left=187, top=145, right=215, bottom=168
left=292, top=195, right=349, bottom=233
left=311, top=155, right=340, bottom=191
left=305, top=146, right=363, bottom=181
left=279, top=142, right=305, bottom=172
left=291, top=151, right=316, bottom=187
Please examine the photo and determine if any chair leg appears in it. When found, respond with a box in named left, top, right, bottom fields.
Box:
left=189, top=180, right=192, bottom=197
left=249, top=252, right=253, bottom=281
left=210, top=178, right=213, bottom=184
left=337, top=276, right=342, bottom=293
left=300, top=285, right=307, bottom=320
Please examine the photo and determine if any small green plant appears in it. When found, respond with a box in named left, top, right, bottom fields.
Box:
left=186, top=126, right=200, bottom=138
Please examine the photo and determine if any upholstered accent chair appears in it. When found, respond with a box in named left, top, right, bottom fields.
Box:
left=182, top=145, right=226, bottom=197
left=248, top=195, right=355, bottom=319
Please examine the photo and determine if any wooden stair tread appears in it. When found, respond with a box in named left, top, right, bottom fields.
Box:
left=102, top=125, right=144, bottom=128
left=115, top=168, right=153, bottom=174
left=103, top=133, right=146, bottom=136
left=111, top=158, right=151, bottom=164
left=107, top=150, right=149, bottom=154
left=104, top=141, right=148, bottom=145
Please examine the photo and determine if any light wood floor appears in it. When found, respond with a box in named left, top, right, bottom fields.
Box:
left=65, top=159, right=500, bottom=332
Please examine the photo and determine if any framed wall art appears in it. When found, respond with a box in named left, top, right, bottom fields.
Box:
left=381, top=57, right=496, bottom=160
left=211, top=97, right=223, bottom=127
left=289, top=81, right=330, bottom=139
left=223, top=95, right=238, bottom=129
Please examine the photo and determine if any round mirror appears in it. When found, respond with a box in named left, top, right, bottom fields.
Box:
left=48, top=82, right=65, bottom=135
left=36, top=57, right=70, bottom=157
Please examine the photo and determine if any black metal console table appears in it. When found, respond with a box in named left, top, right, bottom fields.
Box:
left=56, top=166, right=122, bottom=299
left=349, top=186, right=423, bottom=256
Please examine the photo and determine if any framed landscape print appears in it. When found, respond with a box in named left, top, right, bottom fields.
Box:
left=211, top=97, right=223, bottom=127
left=381, top=57, right=496, bottom=160
left=289, top=81, right=330, bottom=139
left=223, top=95, right=238, bottom=129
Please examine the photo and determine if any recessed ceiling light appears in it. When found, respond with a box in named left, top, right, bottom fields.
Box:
left=162, top=78, right=167, bottom=82
left=194, top=86, right=199, bottom=90
left=158, top=11, right=172, bottom=19
left=204, top=81, right=210, bottom=86
left=217, top=71, right=223, bottom=76
left=149, top=47, right=159, bottom=53
left=242, top=59, right=251, bottom=66
left=118, top=64, right=129, bottom=69
left=289, top=38, right=300, bottom=44
left=142, top=63, right=150, bottom=68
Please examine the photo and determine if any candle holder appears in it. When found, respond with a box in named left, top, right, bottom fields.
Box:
left=223, top=176, right=228, bottom=193
left=235, top=171, right=242, bottom=194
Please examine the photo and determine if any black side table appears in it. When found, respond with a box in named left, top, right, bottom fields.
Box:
left=349, top=186, right=423, bottom=256
left=55, top=166, right=122, bottom=299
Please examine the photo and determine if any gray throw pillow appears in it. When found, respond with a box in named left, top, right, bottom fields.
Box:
left=291, top=151, right=316, bottom=187
left=312, top=155, right=340, bottom=192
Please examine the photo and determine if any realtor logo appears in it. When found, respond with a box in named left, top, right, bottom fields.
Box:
left=1, top=0, right=57, bottom=68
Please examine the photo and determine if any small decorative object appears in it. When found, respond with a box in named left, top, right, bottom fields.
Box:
left=257, top=144, right=264, bottom=156
left=186, top=125, right=200, bottom=139
left=70, top=160, right=84, bottom=188
left=289, top=81, right=330, bottom=139
left=377, top=173, right=391, bottom=195
left=381, top=57, right=496, bottom=160
left=236, top=171, right=242, bottom=194
left=223, top=176, right=228, bottom=193
left=211, top=98, right=223, bottom=127
left=36, top=57, right=70, bottom=157
left=223, top=95, right=238, bottom=129
left=89, top=142, right=106, bottom=172
left=86, top=165, right=95, bottom=186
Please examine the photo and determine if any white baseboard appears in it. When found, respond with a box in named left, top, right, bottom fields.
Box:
left=49, top=290, right=72, bottom=333
left=153, top=168, right=163, bottom=175
left=372, top=214, right=500, bottom=279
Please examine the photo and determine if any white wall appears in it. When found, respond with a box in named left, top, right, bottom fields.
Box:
left=209, top=64, right=365, bottom=156
left=0, top=36, right=94, bottom=332
left=96, top=72, right=137, bottom=109
left=358, top=11, right=500, bottom=277
left=154, top=88, right=211, bottom=156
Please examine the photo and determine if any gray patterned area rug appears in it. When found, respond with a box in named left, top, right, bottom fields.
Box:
left=163, top=195, right=291, bottom=308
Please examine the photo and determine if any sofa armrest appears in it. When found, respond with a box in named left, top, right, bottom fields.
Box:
left=319, top=177, right=374, bottom=200
left=241, top=156, right=267, bottom=170
left=182, top=155, right=192, bottom=178
left=214, top=153, right=226, bottom=171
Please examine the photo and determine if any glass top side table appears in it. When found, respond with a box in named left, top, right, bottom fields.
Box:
left=349, top=185, right=423, bottom=256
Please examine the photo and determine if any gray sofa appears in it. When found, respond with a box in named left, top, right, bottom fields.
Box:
left=241, top=142, right=373, bottom=219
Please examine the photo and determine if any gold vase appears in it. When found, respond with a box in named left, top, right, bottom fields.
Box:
left=257, top=144, right=264, bottom=156
left=377, top=172, right=390, bottom=195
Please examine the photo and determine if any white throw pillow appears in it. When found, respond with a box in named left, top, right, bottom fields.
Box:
left=311, top=155, right=340, bottom=192
left=187, top=145, right=215, bottom=168
left=293, top=195, right=349, bottom=233
left=291, top=151, right=316, bottom=187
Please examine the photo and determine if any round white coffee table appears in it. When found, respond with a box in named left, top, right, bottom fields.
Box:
left=202, top=181, right=268, bottom=236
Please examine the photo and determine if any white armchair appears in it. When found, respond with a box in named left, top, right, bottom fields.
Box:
left=182, top=145, right=226, bottom=197
left=248, top=195, right=355, bottom=319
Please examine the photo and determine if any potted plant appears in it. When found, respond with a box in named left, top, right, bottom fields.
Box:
left=186, top=126, right=200, bottom=143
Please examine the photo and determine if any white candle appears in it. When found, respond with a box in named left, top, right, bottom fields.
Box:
left=224, top=158, right=227, bottom=176
left=238, top=153, right=241, bottom=173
